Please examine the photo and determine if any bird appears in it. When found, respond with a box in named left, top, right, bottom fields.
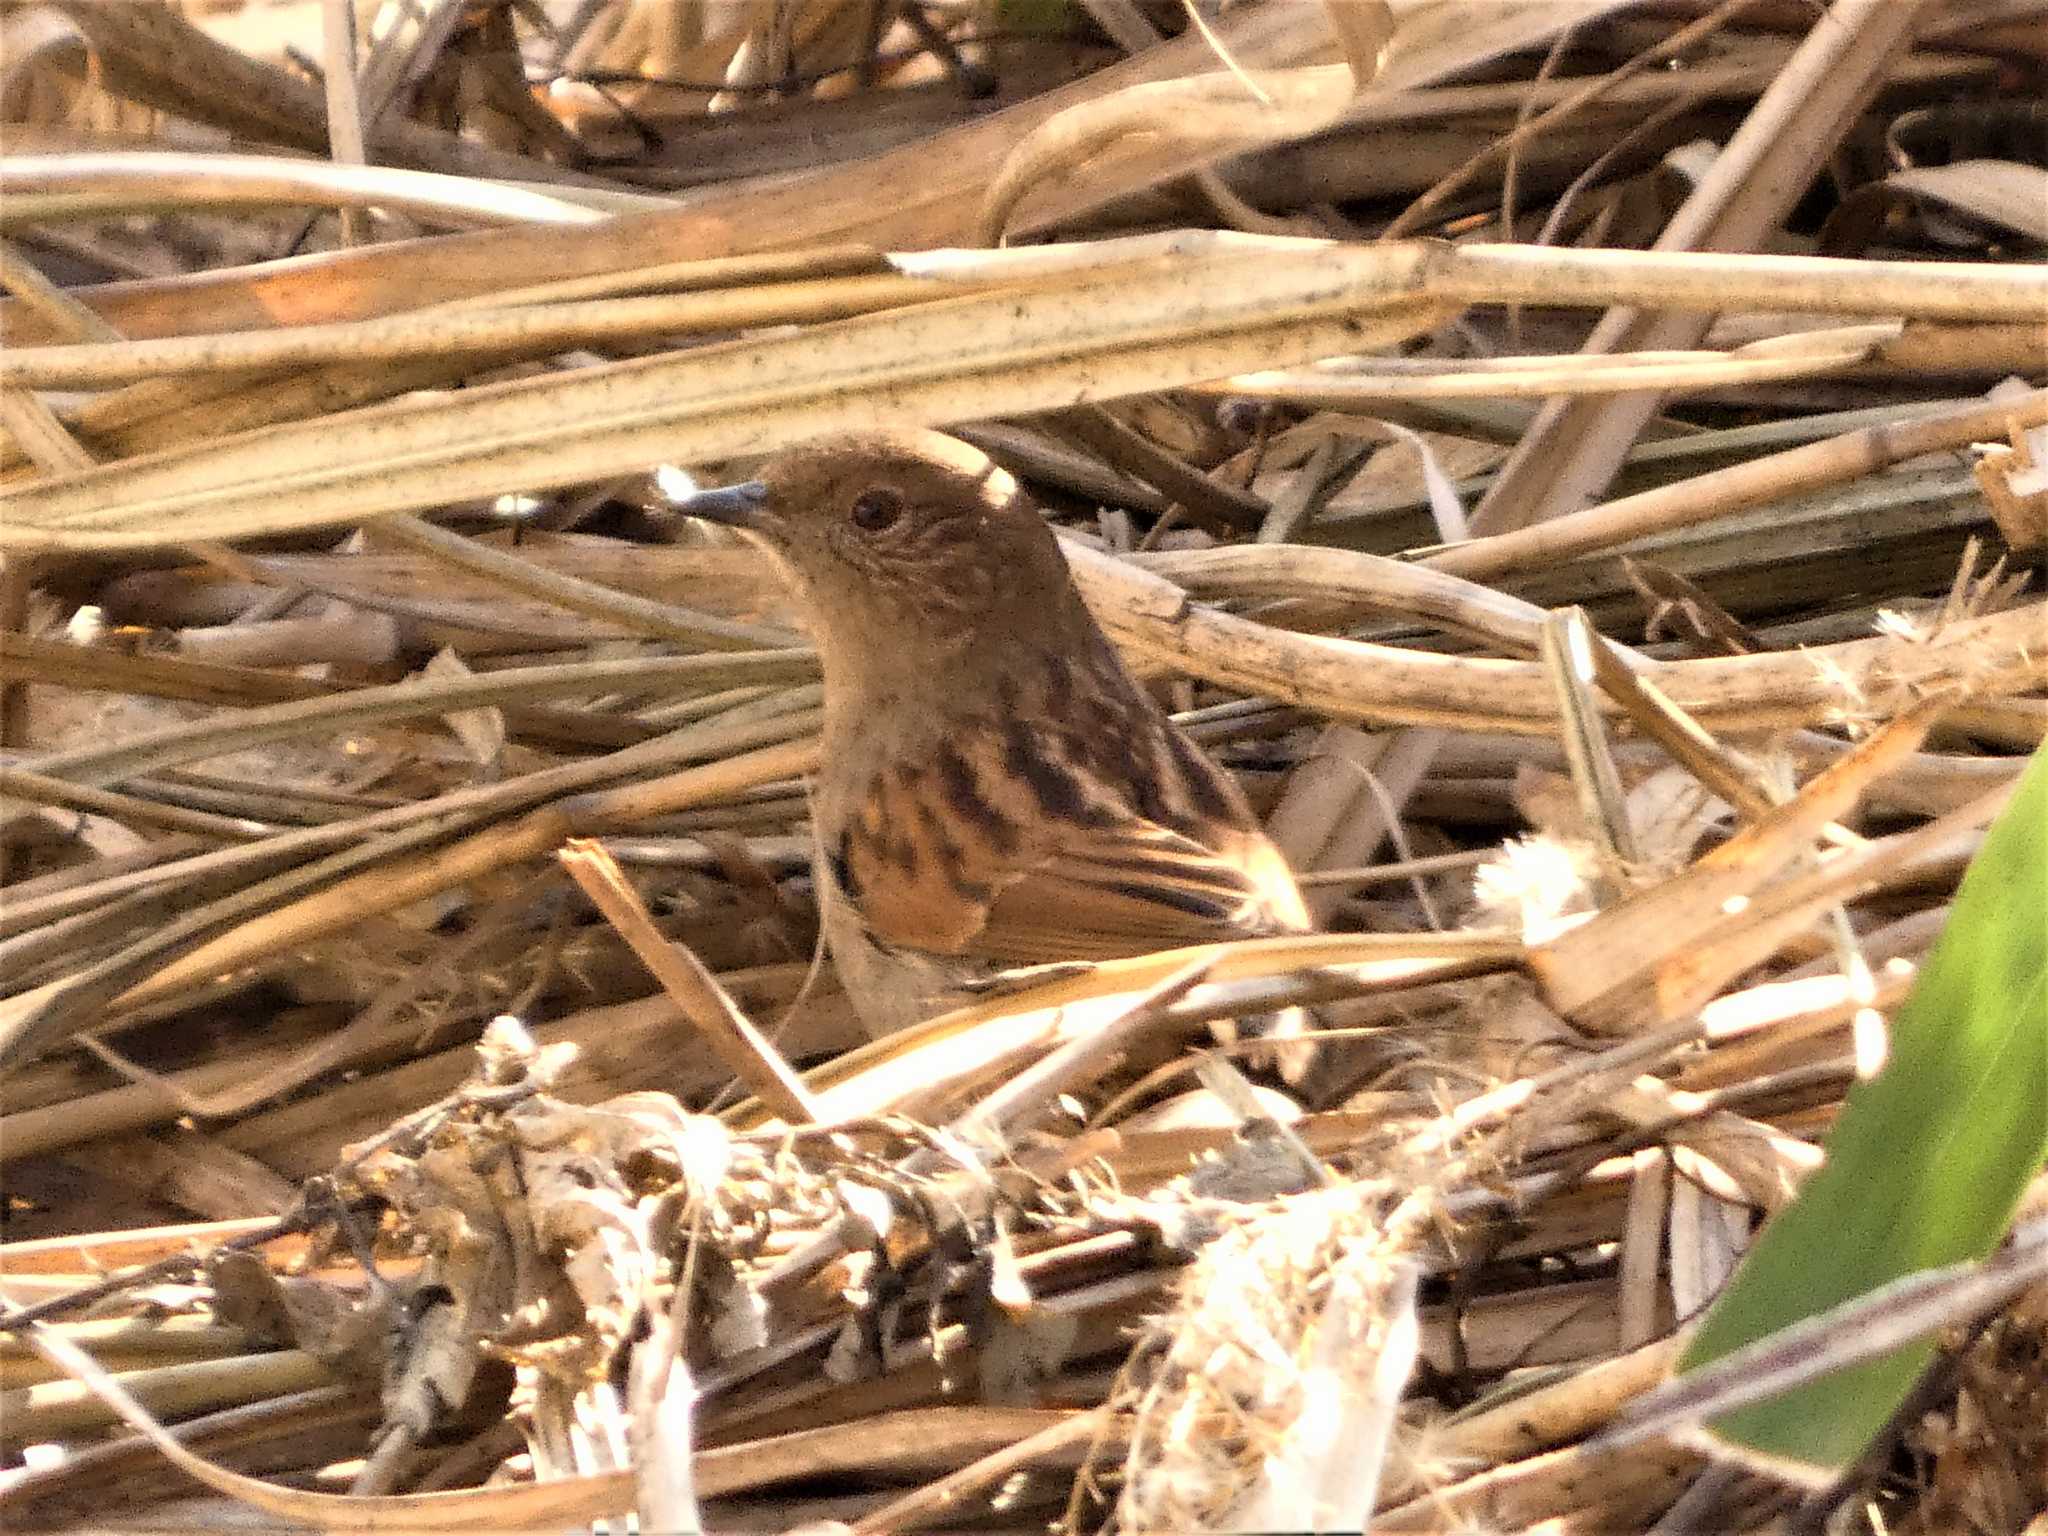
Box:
left=676, top=428, right=1314, bottom=1063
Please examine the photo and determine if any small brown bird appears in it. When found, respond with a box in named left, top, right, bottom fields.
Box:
left=679, top=429, right=1312, bottom=1046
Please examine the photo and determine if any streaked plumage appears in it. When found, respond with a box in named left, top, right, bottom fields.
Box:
left=681, top=429, right=1313, bottom=1045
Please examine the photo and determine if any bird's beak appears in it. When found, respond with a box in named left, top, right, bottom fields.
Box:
left=673, top=480, right=773, bottom=531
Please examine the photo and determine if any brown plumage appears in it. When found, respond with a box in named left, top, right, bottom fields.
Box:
left=679, top=429, right=1312, bottom=1041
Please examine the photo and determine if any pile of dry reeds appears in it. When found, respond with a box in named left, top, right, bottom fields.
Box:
left=2, top=0, right=2045, bottom=1531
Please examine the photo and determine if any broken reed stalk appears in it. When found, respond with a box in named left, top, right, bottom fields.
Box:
left=557, top=837, right=820, bottom=1122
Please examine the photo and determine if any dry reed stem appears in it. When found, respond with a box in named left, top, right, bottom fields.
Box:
left=0, top=151, right=640, bottom=231
left=557, top=837, right=820, bottom=1123
left=1471, top=0, right=1942, bottom=532
left=1429, top=387, right=2048, bottom=582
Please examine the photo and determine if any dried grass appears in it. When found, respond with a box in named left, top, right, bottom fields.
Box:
left=1, top=0, right=2045, bottom=1531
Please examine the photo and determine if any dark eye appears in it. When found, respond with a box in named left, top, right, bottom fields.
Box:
left=850, top=487, right=905, bottom=532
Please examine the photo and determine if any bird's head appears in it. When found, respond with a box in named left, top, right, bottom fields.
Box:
left=677, top=429, right=1080, bottom=663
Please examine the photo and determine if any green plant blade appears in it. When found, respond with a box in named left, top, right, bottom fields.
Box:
left=1675, top=741, right=2048, bottom=1476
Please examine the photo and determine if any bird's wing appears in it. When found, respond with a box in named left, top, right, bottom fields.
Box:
left=838, top=742, right=1307, bottom=966
left=966, top=820, right=1307, bottom=963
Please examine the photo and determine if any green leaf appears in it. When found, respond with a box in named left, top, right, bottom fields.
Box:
left=1676, top=742, right=2048, bottom=1475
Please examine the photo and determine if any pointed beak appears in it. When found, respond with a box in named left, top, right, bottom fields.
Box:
left=672, top=480, right=773, bottom=531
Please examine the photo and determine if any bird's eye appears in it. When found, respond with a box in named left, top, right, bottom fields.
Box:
left=850, top=487, right=905, bottom=532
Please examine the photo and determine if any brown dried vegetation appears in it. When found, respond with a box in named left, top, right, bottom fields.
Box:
left=1, top=1, right=2045, bottom=1531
